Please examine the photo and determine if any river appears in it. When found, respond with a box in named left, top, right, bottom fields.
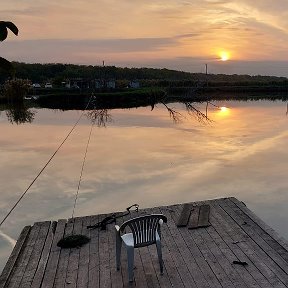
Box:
left=0, top=99, right=288, bottom=271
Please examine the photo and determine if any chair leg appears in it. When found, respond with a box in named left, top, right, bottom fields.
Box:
left=116, top=235, right=122, bottom=270
left=127, top=246, right=134, bottom=282
left=156, top=240, right=163, bottom=274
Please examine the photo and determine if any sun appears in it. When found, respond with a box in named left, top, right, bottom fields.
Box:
left=219, top=51, right=230, bottom=61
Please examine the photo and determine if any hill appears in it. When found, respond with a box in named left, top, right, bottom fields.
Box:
left=1, top=62, right=287, bottom=88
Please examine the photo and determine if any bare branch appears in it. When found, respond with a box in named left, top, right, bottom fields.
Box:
left=184, top=102, right=212, bottom=124
left=160, top=102, right=183, bottom=123
left=86, top=109, right=112, bottom=127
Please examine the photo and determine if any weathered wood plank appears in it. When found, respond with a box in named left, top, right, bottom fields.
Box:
left=40, top=219, right=66, bottom=288
left=31, top=221, right=56, bottom=288
left=209, top=205, right=268, bottom=288
left=19, top=221, right=51, bottom=288
left=65, top=217, right=83, bottom=287
left=174, top=204, right=235, bottom=288
left=218, top=198, right=288, bottom=287
left=206, top=222, right=260, bottom=288
left=98, top=214, right=112, bottom=288
left=88, top=215, right=100, bottom=288
left=176, top=204, right=192, bottom=227
left=0, top=225, right=31, bottom=288
left=4, top=197, right=288, bottom=288
left=198, top=204, right=210, bottom=228
left=159, top=205, right=202, bottom=287
left=187, top=206, right=200, bottom=230
left=228, top=198, right=288, bottom=263
left=6, top=222, right=42, bottom=288
left=170, top=204, right=224, bottom=288
left=53, top=218, right=74, bottom=287
left=192, top=209, right=248, bottom=288
left=212, top=200, right=282, bottom=288
left=76, top=216, right=91, bottom=288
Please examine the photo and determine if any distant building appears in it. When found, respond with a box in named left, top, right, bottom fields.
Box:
left=129, top=80, right=140, bottom=89
left=95, top=79, right=104, bottom=89
left=106, top=80, right=116, bottom=89
left=95, top=79, right=116, bottom=89
left=65, top=78, right=90, bottom=89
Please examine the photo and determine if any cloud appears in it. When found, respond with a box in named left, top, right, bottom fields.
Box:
left=0, top=34, right=200, bottom=63
left=1, top=0, right=288, bottom=74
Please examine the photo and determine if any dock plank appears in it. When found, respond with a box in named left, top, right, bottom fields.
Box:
left=209, top=200, right=275, bottom=288
left=212, top=200, right=283, bottom=288
left=76, top=216, right=91, bottom=288
left=217, top=199, right=288, bottom=286
left=226, top=198, right=288, bottom=264
left=6, top=222, right=42, bottom=288
left=53, top=218, right=75, bottom=287
left=0, top=225, right=31, bottom=288
left=197, top=204, right=211, bottom=228
left=65, top=217, right=83, bottom=288
left=3, top=197, right=288, bottom=288
left=40, top=219, right=66, bottom=288
left=31, top=221, right=56, bottom=288
left=230, top=197, right=288, bottom=255
left=176, top=203, right=192, bottom=227
left=171, top=205, right=224, bottom=288
left=19, top=221, right=51, bottom=288
left=88, top=215, right=100, bottom=288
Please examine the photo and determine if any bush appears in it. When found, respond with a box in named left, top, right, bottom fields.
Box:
left=3, top=78, right=31, bottom=102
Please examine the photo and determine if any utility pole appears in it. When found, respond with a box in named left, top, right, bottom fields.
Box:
left=205, top=63, right=208, bottom=87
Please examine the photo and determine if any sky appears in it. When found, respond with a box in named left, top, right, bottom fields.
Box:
left=1, top=0, right=288, bottom=76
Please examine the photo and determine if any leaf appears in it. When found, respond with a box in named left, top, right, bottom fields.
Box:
left=5, top=21, right=19, bottom=36
left=0, top=22, right=8, bottom=41
left=0, top=21, right=18, bottom=41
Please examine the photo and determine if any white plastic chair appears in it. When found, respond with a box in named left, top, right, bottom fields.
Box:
left=115, top=214, right=167, bottom=282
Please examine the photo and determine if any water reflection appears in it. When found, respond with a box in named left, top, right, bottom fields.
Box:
left=85, top=100, right=213, bottom=126
left=6, top=102, right=36, bottom=124
left=1, top=100, right=288, bottom=272
left=86, top=109, right=112, bottom=127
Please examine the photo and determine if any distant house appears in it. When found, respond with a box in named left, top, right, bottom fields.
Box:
left=95, top=79, right=104, bottom=89
left=106, top=80, right=116, bottom=89
left=129, top=80, right=140, bottom=89
left=95, top=79, right=116, bottom=89
left=64, top=78, right=92, bottom=89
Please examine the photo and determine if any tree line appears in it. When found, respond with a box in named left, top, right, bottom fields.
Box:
left=1, top=62, right=288, bottom=88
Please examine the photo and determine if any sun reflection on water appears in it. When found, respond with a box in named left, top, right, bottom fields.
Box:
left=217, top=106, right=230, bottom=117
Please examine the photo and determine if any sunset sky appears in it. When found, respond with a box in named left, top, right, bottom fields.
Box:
left=1, top=0, right=288, bottom=76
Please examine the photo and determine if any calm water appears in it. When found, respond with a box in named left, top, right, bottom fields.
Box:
left=0, top=100, right=288, bottom=270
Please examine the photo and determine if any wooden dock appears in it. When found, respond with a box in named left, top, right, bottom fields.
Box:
left=2, top=197, right=288, bottom=287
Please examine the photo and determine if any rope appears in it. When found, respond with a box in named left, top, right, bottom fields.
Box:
left=71, top=122, right=94, bottom=219
left=87, top=204, right=139, bottom=230
left=0, top=95, right=94, bottom=228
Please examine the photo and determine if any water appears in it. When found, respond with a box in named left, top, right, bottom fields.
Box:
left=0, top=100, right=288, bottom=270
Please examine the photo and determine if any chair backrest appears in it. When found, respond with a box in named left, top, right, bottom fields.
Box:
left=119, top=214, right=167, bottom=248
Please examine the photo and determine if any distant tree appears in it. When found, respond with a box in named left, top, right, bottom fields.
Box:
left=0, top=21, right=19, bottom=75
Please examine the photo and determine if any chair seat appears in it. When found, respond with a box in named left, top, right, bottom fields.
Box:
left=121, top=230, right=160, bottom=247
left=121, top=233, right=134, bottom=247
